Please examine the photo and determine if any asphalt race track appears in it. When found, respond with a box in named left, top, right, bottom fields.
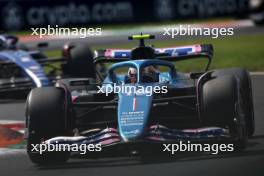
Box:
left=0, top=74, right=263, bottom=176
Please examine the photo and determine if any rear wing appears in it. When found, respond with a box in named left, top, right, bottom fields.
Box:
left=94, top=44, right=213, bottom=71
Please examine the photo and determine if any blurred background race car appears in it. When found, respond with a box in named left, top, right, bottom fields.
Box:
left=0, top=34, right=94, bottom=98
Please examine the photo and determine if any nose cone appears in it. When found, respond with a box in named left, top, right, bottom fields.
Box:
left=118, top=92, right=153, bottom=142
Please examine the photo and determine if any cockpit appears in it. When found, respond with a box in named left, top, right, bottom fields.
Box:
left=106, top=60, right=176, bottom=84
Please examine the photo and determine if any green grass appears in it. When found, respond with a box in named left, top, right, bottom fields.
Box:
left=45, top=34, right=264, bottom=72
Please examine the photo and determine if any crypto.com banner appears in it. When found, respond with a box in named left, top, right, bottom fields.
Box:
left=0, top=0, right=249, bottom=31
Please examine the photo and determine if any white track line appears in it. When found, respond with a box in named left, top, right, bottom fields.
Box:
left=0, top=148, right=26, bottom=157
left=250, top=72, right=264, bottom=75
left=0, top=120, right=24, bottom=124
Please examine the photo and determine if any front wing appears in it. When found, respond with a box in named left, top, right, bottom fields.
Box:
left=43, top=125, right=235, bottom=155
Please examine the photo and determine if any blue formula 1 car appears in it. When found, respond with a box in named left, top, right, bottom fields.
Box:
left=25, top=34, right=255, bottom=165
left=0, top=34, right=95, bottom=98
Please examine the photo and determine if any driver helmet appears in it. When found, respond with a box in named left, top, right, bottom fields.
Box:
left=128, top=67, right=137, bottom=83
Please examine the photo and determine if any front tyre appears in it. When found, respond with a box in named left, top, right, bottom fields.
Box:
left=213, top=68, right=255, bottom=137
left=26, top=87, right=71, bottom=165
left=201, top=75, right=248, bottom=151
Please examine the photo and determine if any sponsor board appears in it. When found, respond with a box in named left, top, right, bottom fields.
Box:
left=0, top=0, right=250, bottom=30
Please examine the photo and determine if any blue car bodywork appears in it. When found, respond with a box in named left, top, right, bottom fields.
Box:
left=46, top=43, right=231, bottom=149
left=106, top=59, right=193, bottom=141
left=0, top=34, right=68, bottom=96
left=0, top=50, right=50, bottom=88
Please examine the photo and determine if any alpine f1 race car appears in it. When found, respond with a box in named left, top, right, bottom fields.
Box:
left=0, top=34, right=94, bottom=98
left=25, top=34, right=255, bottom=165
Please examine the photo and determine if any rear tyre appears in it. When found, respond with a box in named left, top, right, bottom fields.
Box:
left=201, top=75, right=248, bottom=151
left=62, top=44, right=95, bottom=78
left=26, top=87, right=71, bottom=165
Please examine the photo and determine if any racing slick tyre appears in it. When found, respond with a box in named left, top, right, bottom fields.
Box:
left=212, top=68, right=255, bottom=137
left=201, top=75, right=248, bottom=151
left=26, top=87, right=71, bottom=165
left=62, top=43, right=96, bottom=78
